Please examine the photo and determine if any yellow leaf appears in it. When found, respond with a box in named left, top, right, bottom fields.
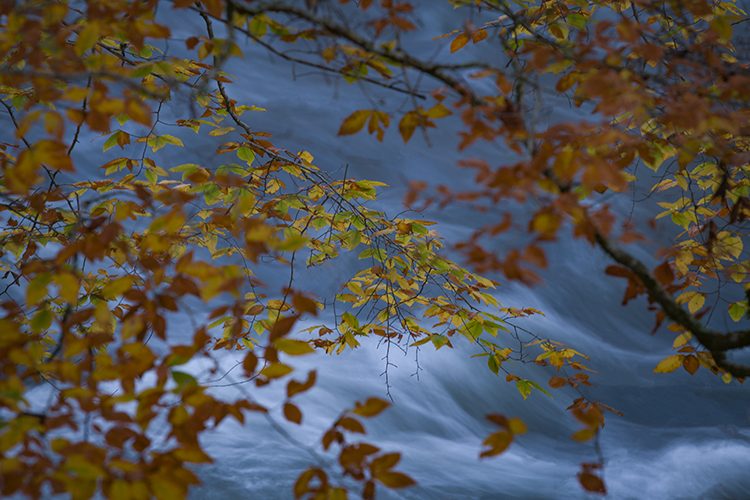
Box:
left=711, top=16, right=732, bottom=41
left=54, top=272, right=80, bottom=304
left=75, top=23, right=101, bottom=57
left=572, top=428, right=596, bottom=442
left=209, top=126, right=235, bottom=137
left=654, top=355, right=684, bottom=373
left=398, top=111, right=419, bottom=144
left=425, top=104, right=452, bottom=119
left=338, top=110, right=372, bottom=136
left=353, top=397, right=389, bottom=417
left=274, top=338, right=314, bottom=356
left=260, top=363, right=293, bottom=378
left=299, top=151, right=314, bottom=163
left=688, top=293, right=705, bottom=314
left=433, top=29, right=459, bottom=41
left=507, top=417, right=527, bottom=434
left=27, top=274, right=52, bottom=305
left=148, top=478, right=186, bottom=500
left=672, top=332, right=692, bottom=349
left=101, top=276, right=135, bottom=300
left=450, top=32, right=471, bottom=53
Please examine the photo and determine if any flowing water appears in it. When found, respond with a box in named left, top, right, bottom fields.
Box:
left=14, top=3, right=750, bottom=499
left=173, top=6, right=750, bottom=498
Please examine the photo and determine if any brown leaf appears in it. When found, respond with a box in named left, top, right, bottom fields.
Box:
left=654, top=261, right=674, bottom=286
left=269, top=316, right=297, bottom=341
left=363, top=480, right=375, bottom=500
left=683, top=354, right=700, bottom=375
left=287, top=370, right=317, bottom=398
left=243, top=351, right=258, bottom=375
left=371, top=453, right=401, bottom=474
left=578, top=472, right=607, bottom=494
left=293, top=295, right=318, bottom=316
left=374, top=472, right=416, bottom=488
left=337, top=417, right=365, bottom=434
left=549, top=376, right=568, bottom=389
left=284, top=402, right=302, bottom=424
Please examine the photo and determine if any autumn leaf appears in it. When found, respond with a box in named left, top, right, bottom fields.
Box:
left=450, top=32, right=471, bottom=53
left=338, top=110, right=372, bottom=136
left=373, top=472, right=415, bottom=488
left=654, top=355, right=684, bottom=373
left=578, top=472, right=606, bottom=494
left=398, top=111, right=420, bottom=143
left=352, top=398, right=389, bottom=417
left=472, top=29, right=488, bottom=43
left=284, top=402, right=302, bottom=424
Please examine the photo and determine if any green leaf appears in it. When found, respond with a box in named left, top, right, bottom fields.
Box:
left=516, top=379, right=531, bottom=400
left=30, top=308, right=53, bottom=332
left=278, top=235, right=308, bottom=252
left=237, top=146, right=256, bottom=164
left=431, top=334, right=450, bottom=350
left=172, top=371, right=198, bottom=388
left=528, top=380, right=552, bottom=398
left=729, top=302, right=747, bottom=322
left=567, top=13, right=587, bottom=30
left=103, top=131, right=120, bottom=152
left=487, top=354, right=500, bottom=375
left=342, top=312, right=360, bottom=329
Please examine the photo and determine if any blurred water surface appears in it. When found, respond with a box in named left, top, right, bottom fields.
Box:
left=22, top=2, right=748, bottom=499
left=165, top=4, right=750, bottom=499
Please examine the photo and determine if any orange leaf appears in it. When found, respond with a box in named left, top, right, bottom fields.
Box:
left=472, top=29, right=488, bottom=43
left=450, top=32, right=471, bottom=53
left=683, top=355, right=699, bottom=375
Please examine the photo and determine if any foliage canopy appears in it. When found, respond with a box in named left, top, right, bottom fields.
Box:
left=1, top=0, right=750, bottom=497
